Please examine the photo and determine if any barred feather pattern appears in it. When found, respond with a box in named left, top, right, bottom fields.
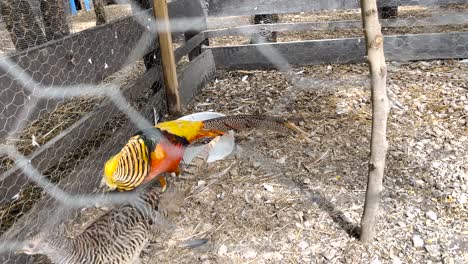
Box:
left=22, top=186, right=165, bottom=264
left=250, top=14, right=278, bottom=44
left=114, top=135, right=151, bottom=190
left=203, top=115, right=293, bottom=133
left=19, top=138, right=221, bottom=264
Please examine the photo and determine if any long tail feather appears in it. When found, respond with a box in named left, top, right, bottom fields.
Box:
left=202, top=115, right=300, bottom=133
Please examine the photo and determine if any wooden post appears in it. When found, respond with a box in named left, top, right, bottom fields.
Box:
left=92, top=0, right=107, bottom=26
left=359, top=0, right=390, bottom=242
left=152, top=0, right=181, bottom=115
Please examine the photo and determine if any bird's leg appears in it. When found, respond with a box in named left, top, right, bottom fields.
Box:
left=284, top=122, right=313, bottom=143
left=158, top=176, right=167, bottom=193
left=174, top=167, right=181, bottom=178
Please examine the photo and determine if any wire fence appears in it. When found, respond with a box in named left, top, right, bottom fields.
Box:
left=0, top=0, right=467, bottom=263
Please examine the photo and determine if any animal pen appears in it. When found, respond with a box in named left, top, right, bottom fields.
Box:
left=0, top=0, right=467, bottom=263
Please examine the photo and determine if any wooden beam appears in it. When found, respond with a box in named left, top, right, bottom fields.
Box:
left=168, top=0, right=209, bottom=60
left=153, top=0, right=181, bottom=115
left=174, top=32, right=207, bottom=63
left=207, top=0, right=468, bottom=16
left=203, top=12, right=468, bottom=38
left=178, top=50, right=216, bottom=106
left=0, top=10, right=156, bottom=139
left=204, top=32, right=468, bottom=70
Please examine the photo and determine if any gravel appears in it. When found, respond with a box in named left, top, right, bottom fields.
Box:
left=143, top=59, right=467, bottom=264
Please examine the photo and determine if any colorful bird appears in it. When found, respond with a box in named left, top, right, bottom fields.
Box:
left=102, top=114, right=307, bottom=191
left=16, top=137, right=221, bottom=264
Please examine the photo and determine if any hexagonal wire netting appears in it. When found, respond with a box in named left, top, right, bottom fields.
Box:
left=0, top=0, right=467, bottom=263
left=0, top=0, right=167, bottom=262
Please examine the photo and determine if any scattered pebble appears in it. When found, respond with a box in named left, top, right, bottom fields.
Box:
left=297, top=241, right=309, bottom=250
left=252, top=161, right=262, bottom=168
left=322, top=249, right=337, bottom=260
left=425, top=244, right=441, bottom=256
left=218, top=245, right=228, bottom=256
left=413, top=235, right=424, bottom=248
left=459, top=193, right=467, bottom=204
left=425, top=211, right=438, bottom=221
left=229, top=169, right=238, bottom=176
left=391, top=256, right=403, bottom=264
left=263, top=184, right=274, bottom=192
left=242, top=249, right=257, bottom=259
left=197, top=180, right=206, bottom=187
left=276, top=156, right=287, bottom=164
left=371, top=257, right=382, bottom=264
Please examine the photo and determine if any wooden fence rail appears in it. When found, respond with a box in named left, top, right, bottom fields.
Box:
left=205, top=32, right=468, bottom=70
left=0, top=10, right=157, bottom=140
left=206, top=0, right=468, bottom=16
left=0, top=66, right=163, bottom=204
left=204, top=12, right=468, bottom=38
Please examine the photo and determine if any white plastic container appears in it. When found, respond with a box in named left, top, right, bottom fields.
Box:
left=178, top=112, right=235, bottom=163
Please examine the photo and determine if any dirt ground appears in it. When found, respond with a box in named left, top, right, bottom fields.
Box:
left=0, top=3, right=467, bottom=264
left=140, top=60, right=467, bottom=264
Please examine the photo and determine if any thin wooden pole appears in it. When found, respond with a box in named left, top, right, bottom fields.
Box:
left=153, top=0, right=181, bottom=115
left=359, top=0, right=390, bottom=242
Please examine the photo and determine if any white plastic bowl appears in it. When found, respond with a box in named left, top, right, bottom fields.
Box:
left=178, top=112, right=235, bottom=163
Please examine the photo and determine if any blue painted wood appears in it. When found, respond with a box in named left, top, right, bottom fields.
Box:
left=83, top=0, right=92, bottom=11
left=69, top=0, right=78, bottom=15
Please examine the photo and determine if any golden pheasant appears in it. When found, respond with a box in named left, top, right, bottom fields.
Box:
left=102, top=114, right=307, bottom=191
left=17, top=137, right=221, bottom=264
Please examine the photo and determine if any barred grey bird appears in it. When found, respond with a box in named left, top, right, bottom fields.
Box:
left=250, top=14, right=279, bottom=44
left=16, top=137, right=221, bottom=264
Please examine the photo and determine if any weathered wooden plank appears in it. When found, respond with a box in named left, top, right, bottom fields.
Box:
left=205, top=32, right=468, bottom=70
left=206, top=38, right=365, bottom=69
left=174, top=32, right=207, bottom=63
left=0, top=88, right=167, bottom=264
left=204, top=12, right=468, bottom=38
left=169, top=0, right=209, bottom=60
left=0, top=10, right=156, bottom=139
left=207, top=0, right=468, bottom=16
left=0, top=66, right=163, bottom=204
left=168, top=0, right=207, bottom=37
left=178, top=50, right=216, bottom=106
left=384, top=31, right=468, bottom=61
left=168, top=0, right=207, bottom=22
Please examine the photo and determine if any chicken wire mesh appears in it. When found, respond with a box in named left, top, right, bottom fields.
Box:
left=0, top=0, right=467, bottom=263
left=0, top=0, right=167, bottom=262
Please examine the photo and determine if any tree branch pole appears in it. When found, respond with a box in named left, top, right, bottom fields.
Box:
left=359, top=0, right=390, bottom=242
left=152, top=0, right=181, bottom=115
